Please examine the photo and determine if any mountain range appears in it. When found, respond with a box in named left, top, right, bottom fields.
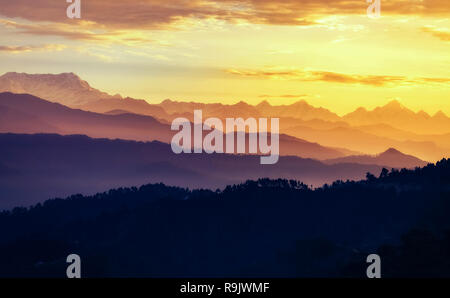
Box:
left=324, top=148, right=428, bottom=169
left=0, top=92, right=356, bottom=160
left=1, top=92, right=434, bottom=166
left=283, top=124, right=445, bottom=162
left=0, top=72, right=446, bottom=209
left=1, top=72, right=449, bottom=134
left=0, top=71, right=444, bottom=159
left=343, top=101, right=450, bottom=135
left=0, top=133, right=386, bottom=209
left=0, top=72, right=170, bottom=121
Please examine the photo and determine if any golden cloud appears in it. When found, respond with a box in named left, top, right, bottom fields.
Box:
left=0, top=19, right=152, bottom=45
left=0, top=44, right=66, bottom=53
left=422, top=26, right=450, bottom=41
left=0, top=0, right=448, bottom=30
left=259, top=94, right=309, bottom=98
left=225, top=68, right=450, bottom=86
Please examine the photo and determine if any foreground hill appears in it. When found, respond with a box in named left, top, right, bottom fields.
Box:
left=0, top=160, right=449, bottom=277
left=0, top=133, right=383, bottom=209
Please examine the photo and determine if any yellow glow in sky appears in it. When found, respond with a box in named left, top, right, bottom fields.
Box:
left=0, top=1, right=449, bottom=115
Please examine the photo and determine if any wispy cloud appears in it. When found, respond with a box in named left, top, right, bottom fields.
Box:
left=225, top=68, right=450, bottom=87
left=0, top=44, right=66, bottom=53
left=0, top=19, right=152, bottom=45
left=75, top=46, right=114, bottom=62
left=422, top=25, right=450, bottom=41
left=259, top=94, right=309, bottom=98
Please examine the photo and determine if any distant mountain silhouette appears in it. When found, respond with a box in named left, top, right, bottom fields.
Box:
left=255, top=99, right=341, bottom=122
left=159, top=99, right=263, bottom=120
left=160, top=98, right=341, bottom=122
left=2, top=72, right=449, bottom=161
left=0, top=92, right=171, bottom=143
left=284, top=124, right=447, bottom=162
left=325, top=148, right=428, bottom=169
left=158, top=102, right=450, bottom=161
left=0, top=104, right=61, bottom=133
left=0, top=72, right=169, bottom=119
left=0, top=133, right=384, bottom=209
left=354, top=123, right=450, bottom=150
left=0, top=72, right=114, bottom=106
left=3, top=73, right=450, bottom=134
left=3, top=91, right=444, bottom=162
left=155, top=99, right=450, bottom=159
left=0, top=92, right=356, bottom=160
left=343, top=100, right=450, bottom=135
left=103, top=109, right=137, bottom=115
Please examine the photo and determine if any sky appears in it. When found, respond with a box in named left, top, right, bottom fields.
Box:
left=0, top=0, right=449, bottom=116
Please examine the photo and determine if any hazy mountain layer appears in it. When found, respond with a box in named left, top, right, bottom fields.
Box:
left=0, top=133, right=384, bottom=209
left=1, top=72, right=449, bottom=161
left=2, top=72, right=449, bottom=135
left=0, top=92, right=355, bottom=160
left=324, top=148, right=428, bottom=169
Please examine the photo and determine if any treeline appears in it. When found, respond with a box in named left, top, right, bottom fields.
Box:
left=0, top=159, right=449, bottom=277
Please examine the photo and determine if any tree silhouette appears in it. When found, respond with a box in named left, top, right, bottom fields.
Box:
left=0, top=159, right=449, bottom=277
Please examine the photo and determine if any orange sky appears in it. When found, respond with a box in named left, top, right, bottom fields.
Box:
left=0, top=0, right=449, bottom=115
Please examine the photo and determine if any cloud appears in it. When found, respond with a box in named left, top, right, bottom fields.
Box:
left=0, top=0, right=448, bottom=31
left=0, top=44, right=66, bottom=53
left=74, top=46, right=114, bottom=62
left=225, top=68, right=450, bottom=87
left=0, top=19, right=101, bottom=40
left=422, top=26, right=450, bottom=41
left=0, top=19, right=152, bottom=45
left=259, top=94, right=309, bottom=98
